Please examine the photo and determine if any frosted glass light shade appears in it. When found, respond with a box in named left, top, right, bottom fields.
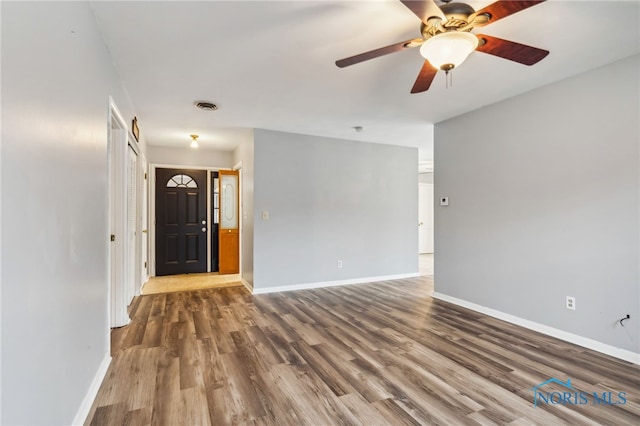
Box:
left=420, top=32, right=478, bottom=70
left=190, top=134, right=200, bottom=148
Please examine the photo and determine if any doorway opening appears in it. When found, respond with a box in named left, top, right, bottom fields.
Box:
left=419, top=182, right=434, bottom=254
left=418, top=181, right=434, bottom=285
left=151, top=166, right=240, bottom=282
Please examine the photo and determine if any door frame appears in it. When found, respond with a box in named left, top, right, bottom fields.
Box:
left=125, top=143, right=138, bottom=304
left=233, top=161, right=243, bottom=279
left=150, top=163, right=239, bottom=277
left=108, top=98, right=129, bottom=328
left=139, top=152, right=149, bottom=288
left=126, top=140, right=145, bottom=298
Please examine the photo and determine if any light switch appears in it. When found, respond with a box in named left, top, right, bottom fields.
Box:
left=262, top=211, right=269, bottom=221
left=440, top=196, right=449, bottom=206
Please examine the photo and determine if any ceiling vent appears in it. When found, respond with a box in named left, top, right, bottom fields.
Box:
left=194, top=101, right=218, bottom=111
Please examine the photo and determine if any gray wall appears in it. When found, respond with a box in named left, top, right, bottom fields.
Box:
left=253, top=129, right=418, bottom=289
left=1, top=2, right=138, bottom=424
left=233, top=137, right=255, bottom=287
left=434, top=55, right=639, bottom=353
left=147, top=145, right=233, bottom=169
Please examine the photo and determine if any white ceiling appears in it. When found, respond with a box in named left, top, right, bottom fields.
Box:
left=90, top=0, right=640, bottom=163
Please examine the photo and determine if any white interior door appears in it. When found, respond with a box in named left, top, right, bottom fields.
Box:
left=126, top=144, right=138, bottom=304
left=419, top=183, right=434, bottom=253
left=109, top=99, right=129, bottom=328
left=140, top=153, right=149, bottom=289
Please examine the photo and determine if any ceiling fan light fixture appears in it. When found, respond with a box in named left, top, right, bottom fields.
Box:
left=420, top=31, right=479, bottom=71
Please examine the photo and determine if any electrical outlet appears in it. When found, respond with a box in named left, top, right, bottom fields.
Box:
left=337, top=260, right=343, bottom=269
left=566, top=296, right=576, bottom=311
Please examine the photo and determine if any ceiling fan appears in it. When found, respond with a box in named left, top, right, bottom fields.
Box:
left=335, top=0, right=549, bottom=93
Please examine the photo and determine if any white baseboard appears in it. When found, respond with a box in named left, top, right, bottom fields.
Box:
left=252, top=273, right=420, bottom=295
left=72, top=353, right=111, bottom=425
left=432, top=292, right=640, bottom=365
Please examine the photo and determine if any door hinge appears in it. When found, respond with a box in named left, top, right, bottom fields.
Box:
left=110, top=234, right=116, bottom=242
left=144, top=261, right=147, bottom=269
left=144, top=172, right=147, bottom=180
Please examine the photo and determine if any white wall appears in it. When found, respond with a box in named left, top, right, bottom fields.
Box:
left=1, top=2, right=138, bottom=424
left=146, top=145, right=233, bottom=169
left=253, top=129, right=418, bottom=290
left=434, top=55, right=639, bottom=355
left=233, top=136, right=255, bottom=287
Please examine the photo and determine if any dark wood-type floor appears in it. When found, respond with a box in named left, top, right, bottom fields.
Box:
left=86, top=275, right=639, bottom=425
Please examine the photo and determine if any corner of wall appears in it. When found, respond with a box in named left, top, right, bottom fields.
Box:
left=72, top=354, right=112, bottom=425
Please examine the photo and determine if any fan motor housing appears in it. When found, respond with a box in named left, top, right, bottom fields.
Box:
left=421, top=2, right=484, bottom=38
left=440, top=2, right=475, bottom=21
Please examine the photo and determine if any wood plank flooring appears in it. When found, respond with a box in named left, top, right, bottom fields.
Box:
left=86, top=274, right=639, bottom=425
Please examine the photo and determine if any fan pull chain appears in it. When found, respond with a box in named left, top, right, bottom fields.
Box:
left=445, top=70, right=453, bottom=88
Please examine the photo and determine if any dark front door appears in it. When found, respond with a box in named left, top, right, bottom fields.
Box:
left=155, top=168, right=207, bottom=276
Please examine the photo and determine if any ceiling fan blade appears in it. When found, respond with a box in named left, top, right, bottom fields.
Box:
left=400, top=0, right=445, bottom=24
left=335, top=39, right=423, bottom=68
left=472, top=1, right=546, bottom=27
left=411, top=61, right=438, bottom=94
left=476, top=34, right=549, bottom=66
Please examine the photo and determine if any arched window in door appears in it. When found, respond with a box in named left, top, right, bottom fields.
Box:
left=166, top=174, right=198, bottom=188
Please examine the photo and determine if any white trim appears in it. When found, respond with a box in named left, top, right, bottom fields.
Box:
left=139, top=151, right=149, bottom=289
left=125, top=135, right=145, bottom=298
left=252, top=273, right=420, bottom=295
left=233, top=161, right=243, bottom=279
left=152, top=162, right=231, bottom=171
left=241, top=278, right=253, bottom=293
left=72, top=353, right=111, bottom=425
left=206, top=170, right=212, bottom=272
left=432, top=292, right=640, bottom=365
left=149, top=165, right=155, bottom=277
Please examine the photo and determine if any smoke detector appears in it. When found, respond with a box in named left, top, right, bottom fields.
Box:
left=194, top=101, right=218, bottom=111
